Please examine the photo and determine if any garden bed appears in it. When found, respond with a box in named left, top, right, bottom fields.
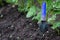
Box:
left=0, top=6, right=60, bottom=40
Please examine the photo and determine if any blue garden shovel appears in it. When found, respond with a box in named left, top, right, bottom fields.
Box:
left=38, top=1, right=51, bottom=33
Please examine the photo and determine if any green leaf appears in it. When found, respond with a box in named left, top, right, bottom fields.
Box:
left=18, top=7, right=25, bottom=12
left=32, top=11, right=41, bottom=21
left=18, top=0, right=34, bottom=12
left=46, top=0, right=53, bottom=13
left=47, top=14, right=56, bottom=24
left=54, top=0, right=60, bottom=8
left=6, top=0, right=18, bottom=5
left=37, top=0, right=42, bottom=5
left=18, top=0, right=25, bottom=12
left=51, top=22, right=60, bottom=29
left=53, top=11, right=60, bottom=14
left=25, top=0, right=34, bottom=11
left=26, top=6, right=36, bottom=18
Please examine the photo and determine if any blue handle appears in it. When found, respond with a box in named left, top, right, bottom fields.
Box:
left=41, top=2, right=46, bottom=21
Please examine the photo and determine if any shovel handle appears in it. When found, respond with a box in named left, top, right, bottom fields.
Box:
left=41, top=2, right=46, bottom=21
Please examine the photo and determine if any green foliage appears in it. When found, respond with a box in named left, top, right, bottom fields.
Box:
left=18, top=0, right=34, bottom=12
left=26, top=6, right=36, bottom=18
left=48, top=0, right=60, bottom=30
left=54, top=0, right=60, bottom=8
left=32, top=12, right=41, bottom=21
left=26, top=0, right=53, bottom=22
left=37, top=0, right=42, bottom=5
left=25, top=0, right=34, bottom=10
left=46, top=0, right=53, bottom=13
left=6, top=0, right=18, bottom=5
left=51, top=22, right=60, bottom=29
left=26, top=5, right=41, bottom=22
left=47, top=14, right=56, bottom=24
left=18, top=0, right=25, bottom=12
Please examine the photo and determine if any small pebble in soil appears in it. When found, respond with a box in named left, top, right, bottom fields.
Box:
left=29, top=23, right=32, bottom=25
left=9, top=35, right=13, bottom=38
left=11, top=25, right=14, bottom=28
left=43, top=34, right=45, bottom=37
left=16, top=37, right=20, bottom=39
left=0, top=14, right=3, bottom=18
left=12, top=5, right=15, bottom=8
left=46, top=31, right=49, bottom=33
left=9, top=25, right=15, bottom=31
left=31, top=35, right=33, bottom=38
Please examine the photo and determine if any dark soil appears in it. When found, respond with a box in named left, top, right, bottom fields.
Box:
left=0, top=6, right=60, bottom=40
